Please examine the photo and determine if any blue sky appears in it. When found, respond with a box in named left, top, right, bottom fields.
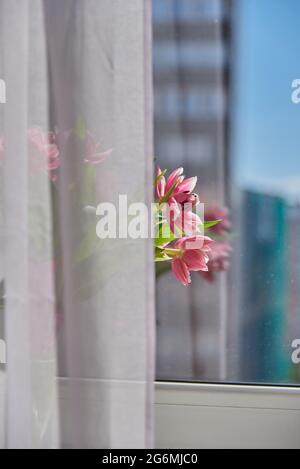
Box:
left=233, top=0, right=300, bottom=200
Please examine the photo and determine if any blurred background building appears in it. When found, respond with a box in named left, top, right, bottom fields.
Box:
left=153, top=0, right=231, bottom=197
left=239, top=191, right=289, bottom=382
left=153, top=0, right=233, bottom=381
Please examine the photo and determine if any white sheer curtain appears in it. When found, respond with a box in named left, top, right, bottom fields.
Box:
left=0, top=0, right=154, bottom=449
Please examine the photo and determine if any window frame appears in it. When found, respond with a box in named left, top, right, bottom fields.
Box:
left=155, top=381, right=300, bottom=448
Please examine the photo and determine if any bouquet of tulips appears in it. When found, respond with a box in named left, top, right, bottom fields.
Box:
left=154, top=167, right=232, bottom=286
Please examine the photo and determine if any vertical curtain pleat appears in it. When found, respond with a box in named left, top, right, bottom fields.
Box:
left=3, top=0, right=32, bottom=448
left=1, top=0, right=59, bottom=449
left=143, top=0, right=155, bottom=450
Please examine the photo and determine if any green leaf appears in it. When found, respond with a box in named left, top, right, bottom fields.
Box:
left=154, top=223, right=176, bottom=247
left=155, top=218, right=167, bottom=227
left=155, top=247, right=172, bottom=262
left=203, top=219, right=222, bottom=230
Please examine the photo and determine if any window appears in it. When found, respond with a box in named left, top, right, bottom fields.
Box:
left=153, top=0, right=222, bottom=23
left=154, top=0, right=300, bottom=386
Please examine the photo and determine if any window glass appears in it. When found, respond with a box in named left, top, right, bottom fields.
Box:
left=153, top=0, right=222, bottom=22
left=179, top=0, right=222, bottom=20
left=154, top=42, right=224, bottom=69
left=154, top=0, right=300, bottom=385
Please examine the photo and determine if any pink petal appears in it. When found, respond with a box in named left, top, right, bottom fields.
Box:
left=165, top=167, right=184, bottom=193
left=172, top=237, right=186, bottom=249
left=174, top=176, right=197, bottom=195
left=180, top=211, right=201, bottom=236
left=167, top=198, right=181, bottom=233
left=182, top=250, right=209, bottom=271
left=183, top=235, right=213, bottom=250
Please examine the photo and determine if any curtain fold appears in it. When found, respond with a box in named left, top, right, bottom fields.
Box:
left=0, top=0, right=154, bottom=449
left=1, top=0, right=59, bottom=449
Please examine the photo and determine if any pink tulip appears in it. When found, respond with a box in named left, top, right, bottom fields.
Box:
left=174, top=192, right=199, bottom=206
left=170, top=236, right=213, bottom=286
left=169, top=204, right=202, bottom=236
left=200, top=241, right=232, bottom=282
left=156, top=167, right=201, bottom=236
left=28, top=127, right=60, bottom=176
left=156, top=167, right=195, bottom=204
left=172, top=258, right=191, bottom=286
left=84, top=132, right=112, bottom=165
left=173, top=176, right=197, bottom=198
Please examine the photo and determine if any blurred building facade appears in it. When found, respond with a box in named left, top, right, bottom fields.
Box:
left=239, top=191, right=290, bottom=383
left=153, top=0, right=233, bottom=381
left=153, top=0, right=232, bottom=197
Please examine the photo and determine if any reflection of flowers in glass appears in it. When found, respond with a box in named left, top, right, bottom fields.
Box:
left=0, top=128, right=61, bottom=181
left=205, top=204, right=231, bottom=236
left=28, top=127, right=60, bottom=180
left=0, top=122, right=113, bottom=354
left=0, top=126, right=112, bottom=181
left=200, top=241, right=232, bottom=283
